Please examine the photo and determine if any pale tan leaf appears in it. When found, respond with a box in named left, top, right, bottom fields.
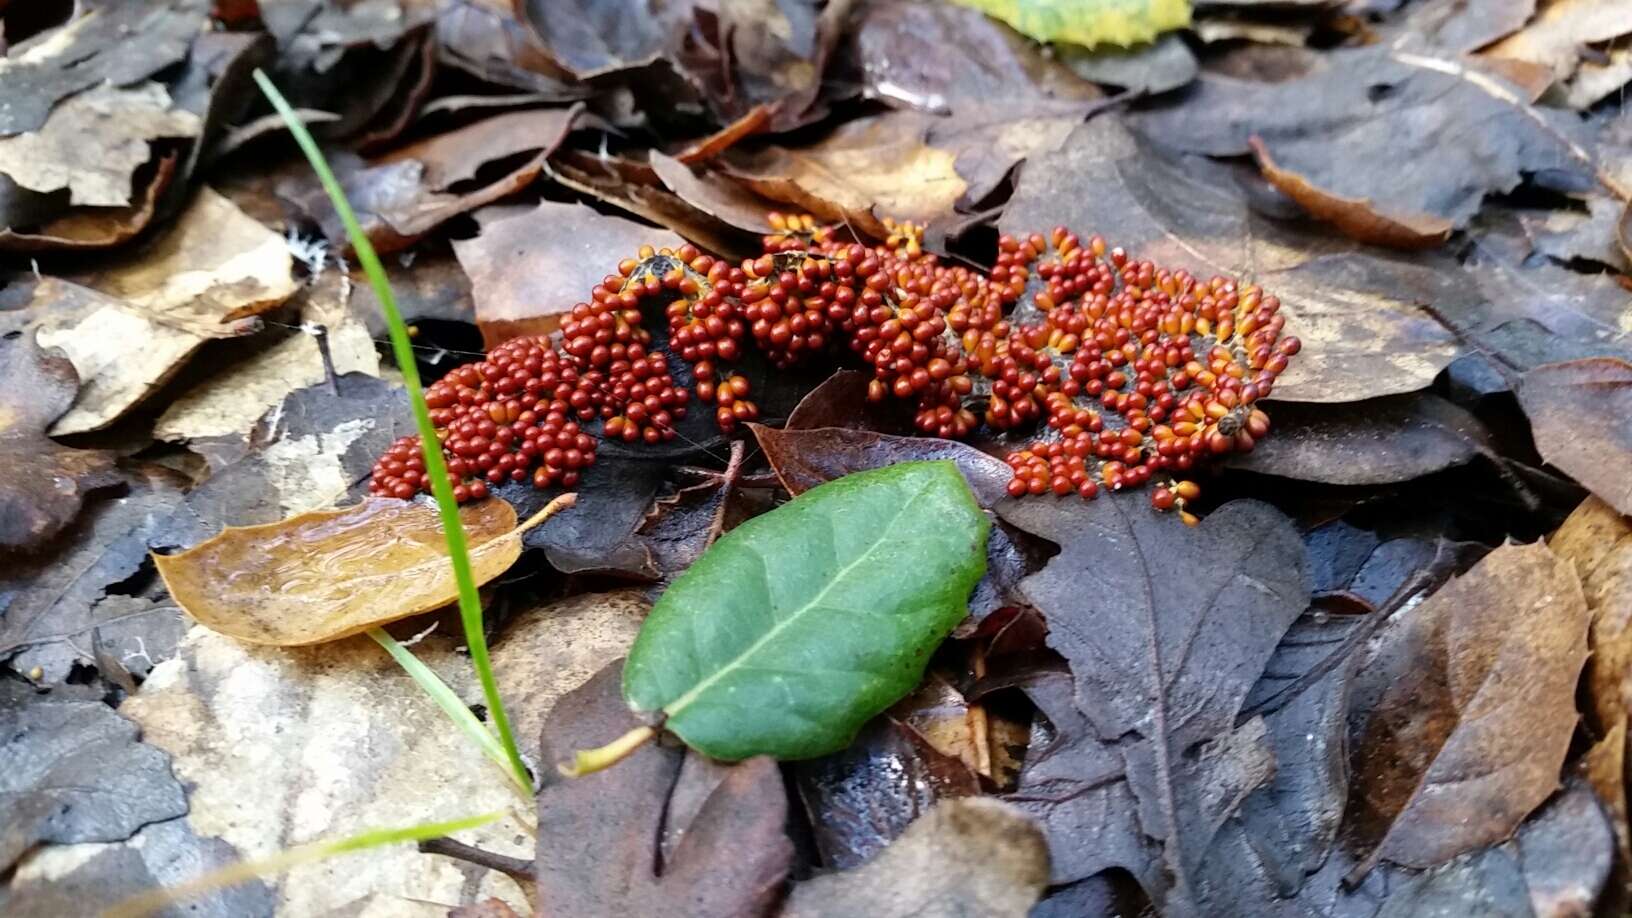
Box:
left=154, top=496, right=566, bottom=646
left=0, top=83, right=199, bottom=207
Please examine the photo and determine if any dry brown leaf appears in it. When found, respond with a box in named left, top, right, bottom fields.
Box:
left=0, top=83, right=199, bottom=207
left=152, top=269, right=381, bottom=442
left=0, top=332, right=119, bottom=550
left=1518, top=358, right=1632, bottom=517
left=1348, top=540, right=1589, bottom=876
left=154, top=496, right=565, bottom=646
left=783, top=798, right=1050, bottom=918
left=1564, top=45, right=1632, bottom=108
left=1549, top=497, right=1632, bottom=736
left=724, top=111, right=967, bottom=240
left=17, top=188, right=298, bottom=435
left=1251, top=137, right=1453, bottom=249
left=1484, top=0, right=1632, bottom=81
left=0, top=152, right=178, bottom=253
left=454, top=200, right=683, bottom=344
left=650, top=152, right=777, bottom=235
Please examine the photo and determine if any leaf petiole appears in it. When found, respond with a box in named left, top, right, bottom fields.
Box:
left=558, top=724, right=658, bottom=777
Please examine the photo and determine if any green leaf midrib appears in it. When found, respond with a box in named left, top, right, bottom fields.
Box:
left=658, top=477, right=935, bottom=720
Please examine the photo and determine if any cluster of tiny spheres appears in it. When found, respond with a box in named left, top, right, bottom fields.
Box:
left=370, top=214, right=1300, bottom=524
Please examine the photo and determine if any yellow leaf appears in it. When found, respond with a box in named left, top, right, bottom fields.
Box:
left=154, top=497, right=565, bottom=646
left=949, top=0, right=1191, bottom=47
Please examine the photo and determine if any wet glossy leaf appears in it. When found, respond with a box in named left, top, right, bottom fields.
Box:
left=947, top=0, right=1190, bottom=48
left=154, top=497, right=529, bottom=646
left=622, top=461, right=990, bottom=761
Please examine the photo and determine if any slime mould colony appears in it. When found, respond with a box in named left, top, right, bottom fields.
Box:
left=370, top=214, right=1301, bottom=525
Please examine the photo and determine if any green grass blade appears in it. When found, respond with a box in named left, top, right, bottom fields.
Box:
left=104, top=811, right=503, bottom=918
left=252, top=69, right=531, bottom=791
left=367, top=628, right=529, bottom=793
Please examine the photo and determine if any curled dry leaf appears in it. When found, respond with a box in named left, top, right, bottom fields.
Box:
left=153, top=269, right=380, bottom=443
left=13, top=188, right=299, bottom=436
left=1000, top=116, right=1463, bottom=403
left=723, top=111, right=967, bottom=240
left=154, top=495, right=562, bottom=646
left=1130, top=46, right=1606, bottom=245
left=454, top=200, right=684, bottom=344
left=1229, top=393, right=1494, bottom=486
left=1517, top=358, right=1632, bottom=517
left=0, top=332, right=119, bottom=551
left=1548, top=497, right=1632, bottom=738
left=783, top=798, right=1050, bottom=918
left=0, top=0, right=207, bottom=135
left=281, top=106, right=579, bottom=253
left=0, top=82, right=198, bottom=208
left=751, top=423, right=1013, bottom=505
left=1347, top=540, right=1589, bottom=876
left=1482, top=0, right=1632, bottom=81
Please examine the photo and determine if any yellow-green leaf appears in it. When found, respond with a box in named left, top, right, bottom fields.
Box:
left=950, top=0, right=1191, bottom=48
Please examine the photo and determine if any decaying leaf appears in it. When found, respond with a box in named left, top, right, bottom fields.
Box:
left=622, top=461, right=990, bottom=761
left=724, top=111, right=968, bottom=240
left=1483, top=0, right=1632, bottom=81
left=1517, top=358, right=1632, bottom=517
left=945, top=0, right=1191, bottom=48
left=751, top=424, right=1013, bottom=506
left=0, top=332, right=118, bottom=551
left=536, top=663, right=794, bottom=917
left=116, top=618, right=569, bottom=915
left=518, top=0, right=692, bottom=79
left=650, top=152, right=778, bottom=236
left=153, top=268, right=381, bottom=443
left=1000, top=116, right=1463, bottom=403
left=154, top=496, right=547, bottom=646
left=1347, top=540, right=1589, bottom=875
left=1, top=468, right=188, bottom=685
left=1548, top=497, right=1632, bottom=737
left=794, top=715, right=981, bottom=870
left=454, top=201, right=684, bottom=345
left=15, top=188, right=299, bottom=435
left=155, top=374, right=417, bottom=551
left=0, top=682, right=187, bottom=873
left=783, top=798, right=1050, bottom=918
left=1130, top=46, right=1609, bottom=245
left=280, top=106, right=579, bottom=253
left=0, top=82, right=199, bottom=208
left=0, top=0, right=207, bottom=135
left=1229, top=393, right=1495, bottom=485
left=998, top=498, right=1307, bottom=907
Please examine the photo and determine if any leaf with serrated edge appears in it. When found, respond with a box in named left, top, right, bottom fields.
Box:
left=623, top=461, right=989, bottom=761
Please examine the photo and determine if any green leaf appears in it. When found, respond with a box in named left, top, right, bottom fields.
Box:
left=622, top=460, right=990, bottom=761
left=950, top=0, right=1191, bottom=48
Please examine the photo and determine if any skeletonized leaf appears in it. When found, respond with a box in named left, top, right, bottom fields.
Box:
left=946, top=0, right=1190, bottom=48
left=154, top=497, right=531, bottom=646
left=622, top=461, right=990, bottom=761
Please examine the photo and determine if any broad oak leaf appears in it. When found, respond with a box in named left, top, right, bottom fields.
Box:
left=1346, top=540, right=1588, bottom=875
left=621, top=461, right=989, bottom=761
left=997, top=497, right=1308, bottom=908
left=0, top=332, right=118, bottom=550
left=535, top=663, right=793, bottom=918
